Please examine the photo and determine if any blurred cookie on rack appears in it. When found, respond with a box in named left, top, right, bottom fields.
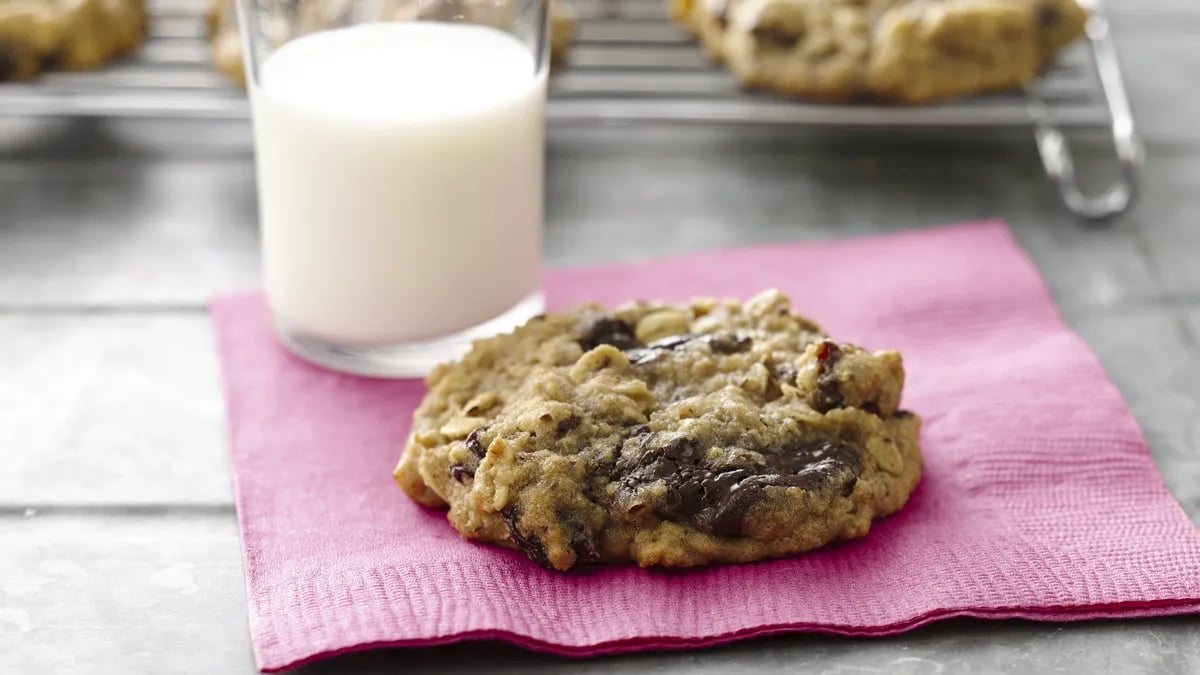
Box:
left=206, top=0, right=576, bottom=87
left=549, top=0, right=576, bottom=64
left=0, top=0, right=148, bottom=82
left=672, top=0, right=1087, bottom=103
left=670, top=0, right=729, bottom=62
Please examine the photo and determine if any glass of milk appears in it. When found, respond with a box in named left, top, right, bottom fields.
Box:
left=236, top=0, right=548, bottom=377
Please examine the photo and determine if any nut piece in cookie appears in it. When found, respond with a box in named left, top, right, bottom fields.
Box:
left=396, top=290, right=922, bottom=571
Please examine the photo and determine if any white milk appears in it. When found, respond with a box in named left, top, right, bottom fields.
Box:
left=251, top=22, right=545, bottom=346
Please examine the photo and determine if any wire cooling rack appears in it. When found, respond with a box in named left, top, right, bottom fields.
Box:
left=0, top=0, right=1141, bottom=219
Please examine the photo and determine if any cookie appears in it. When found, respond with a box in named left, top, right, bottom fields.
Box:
left=690, top=0, right=738, bottom=62
left=866, top=1, right=1042, bottom=102
left=723, top=0, right=873, bottom=101
left=681, top=0, right=1086, bottom=103
left=396, top=290, right=922, bottom=570
left=205, top=0, right=243, bottom=85
left=669, top=0, right=695, bottom=24
left=0, top=0, right=147, bottom=82
left=206, top=0, right=577, bottom=86
left=549, top=0, right=576, bottom=65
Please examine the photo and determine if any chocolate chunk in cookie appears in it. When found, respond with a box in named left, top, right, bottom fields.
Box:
left=501, top=507, right=551, bottom=568
left=579, top=317, right=641, bottom=352
left=616, top=432, right=862, bottom=537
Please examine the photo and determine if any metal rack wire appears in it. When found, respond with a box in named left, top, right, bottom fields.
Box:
left=0, top=0, right=1141, bottom=219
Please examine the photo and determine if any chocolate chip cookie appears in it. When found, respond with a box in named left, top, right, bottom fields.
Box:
left=678, top=0, right=1087, bottom=103
left=0, top=0, right=147, bottom=82
left=206, top=0, right=576, bottom=87
left=396, top=290, right=922, bottom=570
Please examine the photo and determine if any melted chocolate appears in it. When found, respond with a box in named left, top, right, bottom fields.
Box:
left=556, top=415, right=582, bottom=435
left=625, top=332, right=753, bottom=365
left=501, top=507, right=551, bottom=568
left=579, top=317, right=639, bottom=352
left=449, top=463, right=472, bottom=482
left=557, top=509, right=600, bottom=564
left=616, top=432, right=861, bottom=537
left=704, top=333, right=753, bottom=354
left=450, top=426, right=489, bottom=483
left=465, top=427, right=488, bottom=458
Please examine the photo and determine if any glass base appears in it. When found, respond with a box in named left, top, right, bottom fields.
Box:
left=275, top=291, right=545, bottom=378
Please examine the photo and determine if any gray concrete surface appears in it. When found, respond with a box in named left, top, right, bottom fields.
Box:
left=2, top=1, right=1199, bottom=672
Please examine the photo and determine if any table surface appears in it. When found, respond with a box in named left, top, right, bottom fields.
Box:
left=3, top=2, right=1200, bottom=673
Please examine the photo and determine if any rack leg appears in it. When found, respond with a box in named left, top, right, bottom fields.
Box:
left=1027, top=10, right=1144, bottom=222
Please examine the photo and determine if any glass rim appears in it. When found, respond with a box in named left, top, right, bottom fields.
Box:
left=234, top=0, right=552, bottom=85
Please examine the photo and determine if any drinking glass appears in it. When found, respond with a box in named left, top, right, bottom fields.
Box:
left=236, top=0, right=549, bottom=377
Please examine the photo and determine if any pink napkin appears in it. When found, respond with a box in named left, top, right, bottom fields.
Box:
left=212, top=220, right=1200, bottom=673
